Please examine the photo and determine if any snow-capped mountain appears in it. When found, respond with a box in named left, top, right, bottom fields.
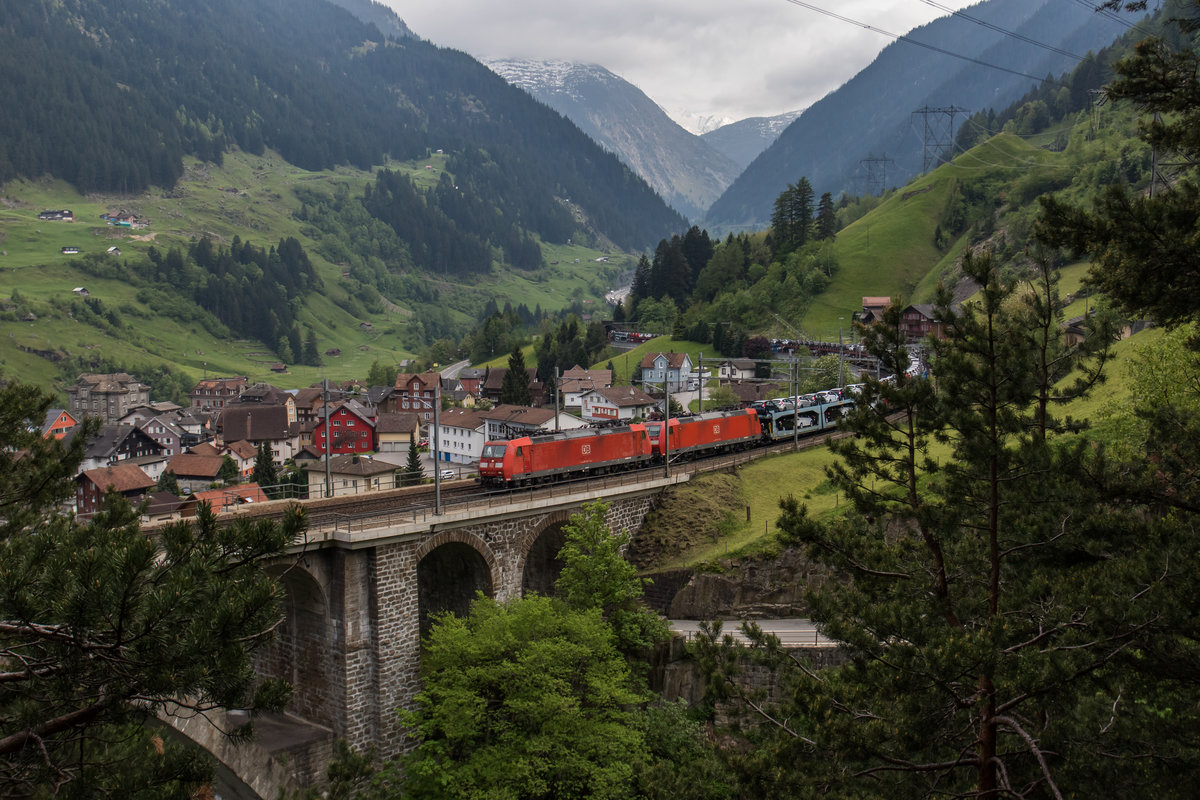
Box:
left=702, top=111, right=805, bottom=172
left=484, top=58, right=741, bottom=222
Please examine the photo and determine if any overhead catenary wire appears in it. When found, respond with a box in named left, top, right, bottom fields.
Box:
left=916, top=0, right=1087, bottom=61
left=782, top=0, right=1069, bottom=87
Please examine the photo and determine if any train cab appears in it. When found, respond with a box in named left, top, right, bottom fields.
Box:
left=478, top=437, right=532, bottom=487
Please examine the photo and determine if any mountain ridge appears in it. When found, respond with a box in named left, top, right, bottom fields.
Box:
left=484, top=58, right=740, bottom=222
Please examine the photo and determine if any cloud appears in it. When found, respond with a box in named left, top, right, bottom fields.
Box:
left=386, top=0, right=976, bottom=130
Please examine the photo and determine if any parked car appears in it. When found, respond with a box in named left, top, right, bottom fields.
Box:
left=439, top=469, right=456, bottom=480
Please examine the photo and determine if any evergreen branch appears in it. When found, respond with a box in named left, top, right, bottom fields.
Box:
left=993, top=715, right=1064, bottom=800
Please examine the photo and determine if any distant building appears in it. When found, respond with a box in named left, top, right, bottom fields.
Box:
left=67, top=372, right=151, bottom=424
left=76, top=463, right=155, bottom=516
left=190, top=377, right=249, bottom=410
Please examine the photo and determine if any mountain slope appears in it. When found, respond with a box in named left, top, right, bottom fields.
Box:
left=0, top=0, right=685, bottom=253
left=704, top=0, right=1130, bottom=233
left=484, top=58, right=741, bottom=221
left=701, top=111, right=804, bottom=173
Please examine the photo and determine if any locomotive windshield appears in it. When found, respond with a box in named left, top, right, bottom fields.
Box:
left=645, top=423, right=662, bottom=439
left=481, top=444, right=506, bottom=457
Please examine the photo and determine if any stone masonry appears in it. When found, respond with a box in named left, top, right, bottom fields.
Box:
left=253, top=484, right=663, bottom=768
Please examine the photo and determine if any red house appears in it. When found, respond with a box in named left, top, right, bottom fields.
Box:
left=314, top=399, right=376, bottom=455
left=41, top=408, right=79, bottom=440
left=76, top=464, right=155, bottom=516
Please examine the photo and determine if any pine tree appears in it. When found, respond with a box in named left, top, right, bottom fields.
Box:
left=692, top=254, right=1192, bottom=797
left=402, top=436, right=424, bottom=487
left=251, top=442, right=279, bottom=497
left=815, top=191, right=837, bottom=240
left=0, top=383, right=299, bottom=795
left=500, top=346, right=532, bottom=406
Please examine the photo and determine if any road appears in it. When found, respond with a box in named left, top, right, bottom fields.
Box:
left=440, top=358, right=471, bottom=380
left=669, top=618, right=833, bottom=648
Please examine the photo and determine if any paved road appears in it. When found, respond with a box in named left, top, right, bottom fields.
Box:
left=670, top=618, right=833, bottom=647
left=440, top=358, right=471, bottom=380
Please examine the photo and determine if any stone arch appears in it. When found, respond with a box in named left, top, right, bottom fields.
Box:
left=416, top=531, right=497, bottom=639
left=519, top=509, right=577, bottom=598
left=256, top=562, right=337, bottom=729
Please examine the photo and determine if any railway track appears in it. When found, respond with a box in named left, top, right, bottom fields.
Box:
left=206, top=424, right=854, bottom=535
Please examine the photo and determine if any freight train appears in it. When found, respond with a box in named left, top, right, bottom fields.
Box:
left=477, top=394, right=855, bottom=488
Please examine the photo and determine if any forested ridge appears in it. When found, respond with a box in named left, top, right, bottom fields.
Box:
left=0, top=0, right=684, bottom=255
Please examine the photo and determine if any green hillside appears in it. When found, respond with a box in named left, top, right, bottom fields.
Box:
left=0, top=149, right=628, bottom=397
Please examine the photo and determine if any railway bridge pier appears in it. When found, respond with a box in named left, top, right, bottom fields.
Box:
left=223, top=475, right=677, bottom=788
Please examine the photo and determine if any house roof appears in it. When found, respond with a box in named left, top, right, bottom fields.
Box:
left=588, top=386, right=657, bottom=408
left=904, top=304, right=937, bottom=319
left=224, top=440, right=258, bottom=460
left=189, top=441, right=220, bottom=457
left=862, top=296, right=892, bottom=307
left=721, top=358, right=758, bottom=370
left=79, top=424, right=162, bottom=459
left=80, top=464, right=155, bottom=494
left=220, top=405, right=292, bottom=442
left=304, top=454, right=397, bottom=477
left=376, top=412, right=421, bottom=434
left=318, top=398, right=374, bottom=425
left=365, top=385, right=393, bottom=407
left=292, top=386, right=324, bottom=409
left=237, top=383, right=290, bottom=405
left=640, top=352, right=690, bottom=369
left=393, top=372, right=441, bottom=392
left=168, top=453, right=226, bottom=479
left=192, top=376, right=248, bottom=392
left=40, top=408, right=75, bottom=436
left=190, top=483, right=270, bottom=509
left=439, top=408, right=487, bottom=431
left=72, top=372, right=149, bottom=393
left=729, top=382, right=781, bottom=403
left=480, top=404, right=556, bottom=427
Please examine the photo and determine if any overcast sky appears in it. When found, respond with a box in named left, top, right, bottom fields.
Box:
left=386, top=0, right=979, bottom=133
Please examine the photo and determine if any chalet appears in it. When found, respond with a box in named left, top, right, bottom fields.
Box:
left=640, top=352, right=694, bottom=393
left=314, top=399, right=376, bottom=456
left=72, top=424, right=164, bottom=473
left=40, top=408, right=78, bottom=440
left=137, top=415, right=185, bottom=457
left=858, top=296, right=892, bottom=325
left=60, top=247, right=80, bottom=255
left=578, top=385, right=658, bottom=422
left=38, top=209, right=74, bottom=221
left=899, top=304, right=944, bottom=341
left=67, top=372, right=152, bottom=424
left=72, top=287, right=89, bottom=296
left=190, top=377, right=249, bottom=410
left=304, top=454, right=398, bottom=499
left=140, top=491, right=188, bottom=524
left=76, top=464, right=155, bottom=516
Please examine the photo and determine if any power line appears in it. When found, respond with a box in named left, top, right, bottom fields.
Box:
left=782, top=0, right=1067, bottom=87
left=916, top=0, right=1085, bottom=60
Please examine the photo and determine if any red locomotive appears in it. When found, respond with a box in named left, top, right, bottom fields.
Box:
left=478, top=424, right=653, bottom=487
left=644, top=409, right=761, bottom=460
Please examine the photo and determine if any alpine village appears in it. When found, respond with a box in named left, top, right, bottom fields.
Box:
left=2, top=0, right=1199, bottom=797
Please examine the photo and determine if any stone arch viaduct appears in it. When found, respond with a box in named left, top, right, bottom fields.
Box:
left=178, top=477, right=674, bottom=792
